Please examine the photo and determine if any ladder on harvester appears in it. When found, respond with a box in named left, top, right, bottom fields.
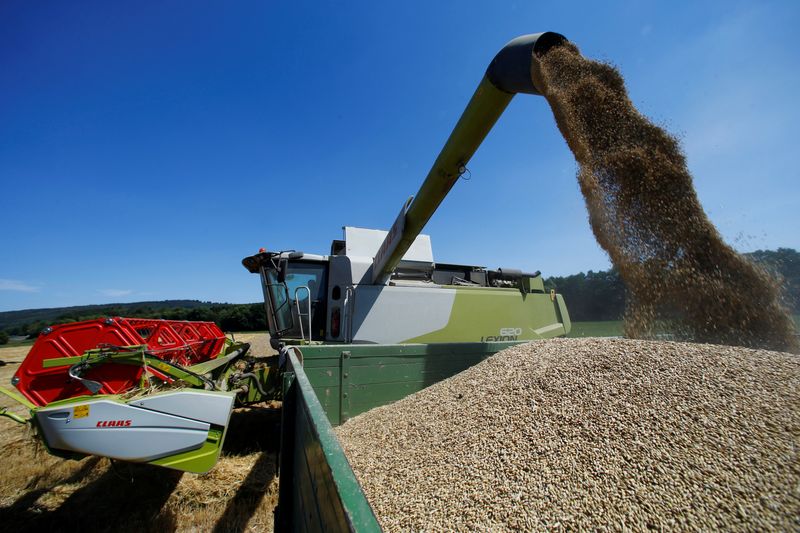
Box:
left=294, top=286, right=312, bottom=342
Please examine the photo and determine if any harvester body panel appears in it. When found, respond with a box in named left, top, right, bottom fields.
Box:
left=347, top=285, right=457, bottom=344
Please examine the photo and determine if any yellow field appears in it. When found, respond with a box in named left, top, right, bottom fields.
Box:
left=0, top=333, right=279, bottom=532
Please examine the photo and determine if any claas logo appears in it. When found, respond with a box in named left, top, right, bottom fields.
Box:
left=96, top=420, right=132, bottom=428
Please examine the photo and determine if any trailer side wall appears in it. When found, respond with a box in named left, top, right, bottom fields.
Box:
left=278, top=351, right=381, bottom=532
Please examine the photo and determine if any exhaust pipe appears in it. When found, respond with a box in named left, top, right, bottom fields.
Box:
left=372, top=32, right=568, bottom=282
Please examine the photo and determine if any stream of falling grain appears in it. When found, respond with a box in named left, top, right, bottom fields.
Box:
left=534, top=43, right=797, bottom=352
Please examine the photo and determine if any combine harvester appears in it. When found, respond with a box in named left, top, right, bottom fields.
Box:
left=2, top=32, right=570, bottom=531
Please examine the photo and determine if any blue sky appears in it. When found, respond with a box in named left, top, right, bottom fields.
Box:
left=1, top=1, right=798, bottom=311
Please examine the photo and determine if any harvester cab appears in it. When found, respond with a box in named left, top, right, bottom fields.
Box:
left=243, top=249, right=329, bottom=345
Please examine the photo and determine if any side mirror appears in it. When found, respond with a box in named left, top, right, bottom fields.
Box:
left=277, top=259, right=289, bottom=283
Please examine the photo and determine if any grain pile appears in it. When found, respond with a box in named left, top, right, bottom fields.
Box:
left=532, top=43, right=797, bottom=352
left=336, top=338, right=800, bottom=531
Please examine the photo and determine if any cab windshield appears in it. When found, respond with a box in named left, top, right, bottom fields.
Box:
left=284, top=262, right=328, bottom=340
left=262, top=268, right=293, bottom=335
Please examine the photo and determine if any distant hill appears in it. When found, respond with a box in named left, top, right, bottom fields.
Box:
left=545, top=248, right=800, bottom=322
left=0, top=300, right=266, bottom=340
left=0, top=300, right=216, bottom=330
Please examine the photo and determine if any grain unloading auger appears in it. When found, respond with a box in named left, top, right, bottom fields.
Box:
left=2, top=32, right=571, bottom=477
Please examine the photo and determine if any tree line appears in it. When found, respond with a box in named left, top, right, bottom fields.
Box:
left=544, top=248, right=800, bottom=322
left=1, top=303, right=266, bottom=343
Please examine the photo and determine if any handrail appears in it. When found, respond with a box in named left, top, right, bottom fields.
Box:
left=294, top=285, right=313, bottom=342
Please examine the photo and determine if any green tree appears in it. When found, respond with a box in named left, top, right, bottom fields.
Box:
left=747, top=248, right=800, bottom=312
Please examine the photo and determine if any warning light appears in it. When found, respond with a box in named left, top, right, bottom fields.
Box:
left=258, top=248, right=266, bottom=253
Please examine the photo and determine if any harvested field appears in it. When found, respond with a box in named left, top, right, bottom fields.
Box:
left=0, top=332, right=280, bottom=533
left=336, top=338, right=800, bottom=531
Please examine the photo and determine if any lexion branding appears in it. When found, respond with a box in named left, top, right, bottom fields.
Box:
left=481, top=327, right=522, bottom=342
left=96, top=420, right=132, bottom=428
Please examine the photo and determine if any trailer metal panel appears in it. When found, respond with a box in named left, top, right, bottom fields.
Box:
left=279, top=351, right=380, bottom=532
left=299, top=341, right=521, bottom=424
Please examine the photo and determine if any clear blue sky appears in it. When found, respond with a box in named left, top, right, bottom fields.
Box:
left=1, top=1, right=798, bottom=311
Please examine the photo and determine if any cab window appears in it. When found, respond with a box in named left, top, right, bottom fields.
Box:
left=284, top=261, right=329, bottom=339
